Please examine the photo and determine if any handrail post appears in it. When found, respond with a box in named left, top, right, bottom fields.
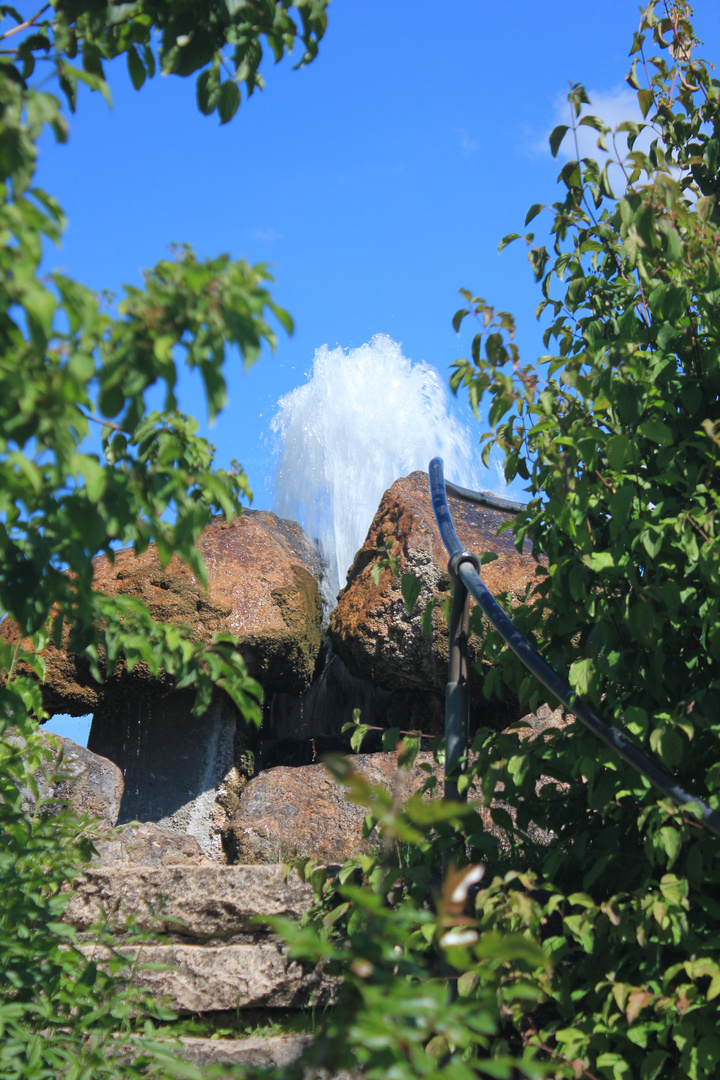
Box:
left=445, top=549, right=481, bottom=804
left=445, top=576, right=470, bottom=802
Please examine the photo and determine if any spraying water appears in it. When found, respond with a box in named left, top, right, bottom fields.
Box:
left=271, top=334, right=497, bottom=599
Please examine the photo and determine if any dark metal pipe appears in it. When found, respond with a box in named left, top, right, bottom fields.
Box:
left=429, top=456, right=720, bottom=839
left=445, top=478, right=527, bottom=514
left=445, top=575, right=470, bottom=802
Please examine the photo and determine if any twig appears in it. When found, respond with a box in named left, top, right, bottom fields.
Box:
left=76, top=408, right=132, bottom=436
left=523, top=1023, right=602, bottom=1080
left=0, top=4, right=50, bottom=41
left=359, top=722, right=436, bottom=743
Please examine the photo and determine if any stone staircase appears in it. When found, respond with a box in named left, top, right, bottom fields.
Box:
left=65, top=863, right=342, bottom=1075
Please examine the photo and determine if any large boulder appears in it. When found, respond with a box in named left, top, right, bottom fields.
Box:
left=223, top=752, right=438, bottom=865
left=1, top=510, right=328, bottom=716
left=328, top=471, right=539, bottom=729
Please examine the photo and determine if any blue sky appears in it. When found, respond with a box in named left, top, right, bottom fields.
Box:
left=39, top=0, right=720, bottom=741
left=38, top=0, right=720, bottom=503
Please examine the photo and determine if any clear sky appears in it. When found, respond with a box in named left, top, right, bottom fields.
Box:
left=38, top=0, right=720, bottom=742
left=37, top=0, right=720, bottom=503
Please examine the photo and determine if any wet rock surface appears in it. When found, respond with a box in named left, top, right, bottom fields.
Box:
left=88, top=689, right=245, bottom=862
left=329, top=471, right=539, bottom=729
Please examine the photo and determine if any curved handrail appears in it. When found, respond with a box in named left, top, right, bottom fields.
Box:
left=429, top=456, right=720, bottom=839
left=445, top=478, right=527, bottom=515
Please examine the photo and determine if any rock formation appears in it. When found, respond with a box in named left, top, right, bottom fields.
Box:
left=2, top=510, right=329, bottom=860
left=0, top=510, right=328, bottom=715
left=329, top=470, right=539, bottom=731
left=3, top=472, right=543, bottom=861
left=1, top=470, right=559, bottom=1075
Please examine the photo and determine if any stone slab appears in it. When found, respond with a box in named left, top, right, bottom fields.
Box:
left=176, top=1035, right=357, bottom=1077
left=66, top=864, right=314, bottom=940
left=81, top=943, right=333, bottom=1013
left=177, top=1033, right=313, bottom=1068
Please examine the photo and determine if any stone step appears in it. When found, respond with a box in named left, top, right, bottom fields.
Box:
left=117, top=1033, right=355, bottom=1078
left=66, top=864, right=314, bottom=941
left=175, top=1034, right=356, bottom=1077
left=81, top=942, right=336, bottom=1014
left=179, top=1033, right=312, bottom=1068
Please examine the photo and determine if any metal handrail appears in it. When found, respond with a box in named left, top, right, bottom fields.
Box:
left=430, top=456, right=720, bottom=839
left=444, top=478, right=527, bottom=514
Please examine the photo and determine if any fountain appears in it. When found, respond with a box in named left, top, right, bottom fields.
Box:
left=271, top=333, right=492, bottom=600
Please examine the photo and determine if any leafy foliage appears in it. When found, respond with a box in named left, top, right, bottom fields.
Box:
left=0, top=0, right=328, bottom=1075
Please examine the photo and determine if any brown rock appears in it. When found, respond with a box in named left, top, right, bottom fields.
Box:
left=66, top=864, right=314, bottom=941
left=81, top=942, right=334, bottom=1014
left=224, top=753, right=438, bottom=864
left=89, top=822, right=210, bottom=868
left=1, top=510, right=327, bottom=716
left=329, top=471, right=538, bottom=727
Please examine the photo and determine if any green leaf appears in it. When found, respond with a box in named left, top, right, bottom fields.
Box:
left=218, top=80, right=241, bottom=124
left=640, top=1051, right=670, bottom=1080
left=350, top=724, right=371, bottom=754
left=126, top=44, right=146, bottom=90
left=498, top=233, right=520, bottom=252
left=657, top=826, right=682, bottom=867
left=569, top=657, right=596, bottom=697
left=400, top=573, right=422, bottom=615
left=420, top=598, right=437, bottom=639
left=524, top=203, right=545, bottom=225
left=196, top=66, right=221, bottom=116
left=638, top=419, right=673, bottom=446
left=637, top=88, right=654, bottom=117
left=549, top=124, right=569, bottom=158
left=606, top=433, right=632, bottom=471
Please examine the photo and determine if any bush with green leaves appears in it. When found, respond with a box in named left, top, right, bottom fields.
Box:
left=448, top=1, right=720, bottom=1076
left=0, top=1, right=327, bottom=1076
